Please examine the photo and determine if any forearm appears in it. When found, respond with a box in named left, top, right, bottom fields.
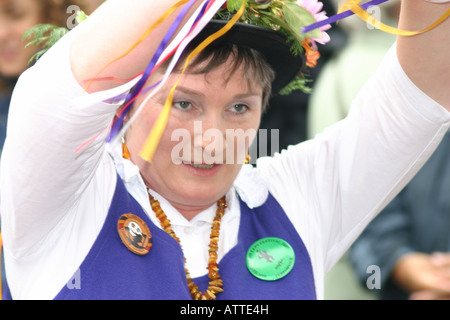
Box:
left=71, top=0, right=202, bottom=93
left=397, top=1, right=450, bottom=109
left=2, top=0, right=204, bottom=254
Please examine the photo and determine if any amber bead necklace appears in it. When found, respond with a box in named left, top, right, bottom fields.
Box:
left=148, top=192, right=227, bottom=300
left=123, top=139, right=227, bottom=299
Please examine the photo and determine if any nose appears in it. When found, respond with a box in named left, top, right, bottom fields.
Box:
left=192, top=114, right=226, bottom=163
left=0, top=23, right=9, bottom=42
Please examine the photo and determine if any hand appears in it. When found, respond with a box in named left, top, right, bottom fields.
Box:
left=397, top=0, right=450, bottom=109
left=392, top=252, right=450, bottom=300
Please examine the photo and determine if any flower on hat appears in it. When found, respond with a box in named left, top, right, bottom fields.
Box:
left=298, top=0, right=331, bottom=48
left=302, top=39, right=320, bottom=68
left=216, top=0, right=332, bottom=94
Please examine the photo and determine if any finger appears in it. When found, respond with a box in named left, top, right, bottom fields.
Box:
left=431, top=252, right=450, bottom=268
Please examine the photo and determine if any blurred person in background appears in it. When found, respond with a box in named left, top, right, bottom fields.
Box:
left=81, top=0, right=104, bottom=14
left=349, top=131, right=450, bottom=300
left=310, top=1, right=450, bottom=300
left=0, top=0, right=88, bottom=152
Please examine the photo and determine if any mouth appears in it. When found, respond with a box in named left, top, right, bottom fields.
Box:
left=0, top=47, right=18, bottom=62
left=182, top=160, right=218, bottom=169
left=188, top=163, right=215, bottom=169
left=181, top=161, right=223, bottom=177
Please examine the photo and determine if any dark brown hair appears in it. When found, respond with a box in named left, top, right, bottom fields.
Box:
left=41, top=0, right=80, bottom=26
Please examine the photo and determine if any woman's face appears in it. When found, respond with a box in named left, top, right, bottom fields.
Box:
left=126, top=58, right=263, bottom=217
left=0, top=0, right=42, bottom=78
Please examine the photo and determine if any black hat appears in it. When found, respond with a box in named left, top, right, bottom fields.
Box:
left=194, top=20, right=305, bottom=94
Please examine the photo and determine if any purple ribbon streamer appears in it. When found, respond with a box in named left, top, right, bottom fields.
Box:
left=107, top=0, right=202, bottom=142
left=302, top=0, right=390, bottom=34
left=104, top=0, right=210, bottom=106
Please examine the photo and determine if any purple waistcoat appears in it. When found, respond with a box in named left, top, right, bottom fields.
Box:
left=5, top=175, right=317, bottom=300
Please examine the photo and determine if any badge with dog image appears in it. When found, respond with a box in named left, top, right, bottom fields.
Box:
left=118, top=214, right=152, bottom=255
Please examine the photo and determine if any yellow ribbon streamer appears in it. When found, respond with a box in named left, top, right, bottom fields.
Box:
left=340, top=0, right=450, bottom=36
left=139, top=1, right=247, bottom=162
left=84, top=0, right=191, bottom=91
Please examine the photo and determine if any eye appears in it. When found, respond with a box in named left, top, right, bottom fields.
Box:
left=230, top=104, right=249, bottom=114
left=173, top=101, right=192, bottom=111
left=5, top=5, right=27, bottom=20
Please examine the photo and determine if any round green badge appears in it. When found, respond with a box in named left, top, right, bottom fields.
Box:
left=246, top=237, right=296, bottom=281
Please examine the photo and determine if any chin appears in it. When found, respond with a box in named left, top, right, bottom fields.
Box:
left=0, top=64, right=25, bottom=79
left=174, top=181, right=226, bottom=204
left=184, top=185, right=222, bottom=201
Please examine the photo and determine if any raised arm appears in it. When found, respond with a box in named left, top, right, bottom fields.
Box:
left=70, top=0, right=202, bottom=93
left=0, top=0, right=202, bottom=257
left=397, top=0, right=450, bottom=110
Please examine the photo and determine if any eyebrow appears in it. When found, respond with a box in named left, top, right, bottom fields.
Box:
left=175, top=85, right=261, bottom=100
left=174, top=86, right=205, bottom=99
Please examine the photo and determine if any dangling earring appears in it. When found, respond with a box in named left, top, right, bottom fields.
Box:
left=122, top=137, right=131, bottom=160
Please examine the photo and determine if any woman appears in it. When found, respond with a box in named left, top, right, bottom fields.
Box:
left=1, top=0, right=449, bottom=300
